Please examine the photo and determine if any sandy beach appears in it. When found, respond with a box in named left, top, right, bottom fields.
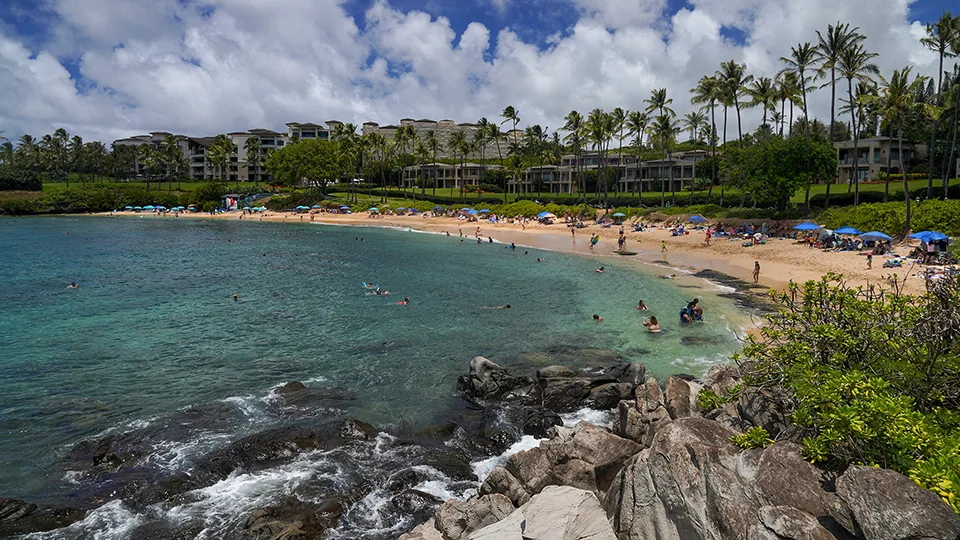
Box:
left=97, top=209, right=932, bottom=296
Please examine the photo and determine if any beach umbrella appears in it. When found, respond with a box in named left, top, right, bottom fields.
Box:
left=433, top=206, right=444, bottom=211
left=124, top=206, right=133, bottom=210
left=860, top=231, right=893, bottom=242
left=143, top=205, right=156, bottom=210
left=688, top=215, right=707, bottom=224
left=834, top=226, right=862, bottom=235
left=369, top=207, right=379, bottom=212
left=242, top=206, right=251, bottom=210
left=793, top=222, right=821, bottom=231
left=909, top=231, right=949, bottom=242
left=479, top=209, right=490, bottom=213
left=396, top=207, right=406, bottom=211
left=311, top=204, right=322, bottom=209
left=612, top=213, right=626, bottom=218
left=339, top=205, right=350, bottom=210
left=537, top=211, right=556, bottom=219
left=467, top=209, right=479, bottom=215
left=460, top=207, right=472, bottom=211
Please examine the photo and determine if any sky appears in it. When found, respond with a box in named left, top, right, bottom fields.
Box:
left=0, top=0, right=955, bottom=145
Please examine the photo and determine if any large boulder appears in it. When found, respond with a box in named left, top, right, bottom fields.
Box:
left=605, top=450, right=678, bottom=540
left=478, top=467, right=531, bottom=507
left=664, top=376, right=700, bottom=420
left=586, top=383, right=635, bottom=410
left=521, top=408, right=562, bottom=439
left=240, top=499, right=342, bottom=540
left=750, top=506, right=840, bottom=540
left=0, top=498, right=86, bottom=537
left=538, top=377, right=594, bottom=413
left=433, top=493, right=514, bottom=540
left=468, top=486, right=617, bottom=540
left=399, top=521, right=445, bottom=540
left=612, top=378, right=671, bottom=446
left=457, top=357, right=534, bottom=400
left=836, top=465, right=960, bottom=540
left=737, top=386, right=794, bottom=438
left=536, top=365, right=577, bottom=379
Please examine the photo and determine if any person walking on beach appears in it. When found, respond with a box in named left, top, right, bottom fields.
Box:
left=866, top=253, right=872, bottom=270
left=753, top=261, right=760, bottom=283
left=661, top=240, right=667, bottom=253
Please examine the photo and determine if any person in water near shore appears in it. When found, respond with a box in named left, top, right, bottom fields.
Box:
left=233, top=294, right=238, bottom=302
left=596, top=266, right=604, bottom=273
left=593, top=314, right=603, bottom=322
left=481, top=304, right=511, bottom=309
left=397, top=297, right=410, bottom=305
left=536, top=257, right=544, bottom=262
left=656, top=274, right=676, bottom=279
left=643, top=315, right=660, bottom=332
left=637, top=300, right=648, bottom=310
left=68, top=282, right=79, bottom=289
left=686, top=297, right=699, bottom=312
left=692, top=305, right=704, bottom=321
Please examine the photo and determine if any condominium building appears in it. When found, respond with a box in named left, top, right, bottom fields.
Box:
left=363, top=118, right=521, bottom=160
left=400, top=162, right=504, bottom=189
left=834, top=137, right=927, bottom=184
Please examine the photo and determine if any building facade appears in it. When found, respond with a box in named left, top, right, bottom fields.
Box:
left=363, top=118, right=521, bottom=160
left=401, top=163, right=503, bottom=189
left=834, top=137, right=927, bottom=184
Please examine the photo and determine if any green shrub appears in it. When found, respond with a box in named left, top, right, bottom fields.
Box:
left=0, top=197, right=40, bottom=214
left=818, top=200, right=960, bottom=237
left=0, top=167, right=42, bottom=191
left=697, top=384, right=742, bottom=411
left=731, top=427, right=774, bottom=449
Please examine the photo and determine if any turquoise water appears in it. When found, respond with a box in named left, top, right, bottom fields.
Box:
left=0, top=216, right=746, bottom=532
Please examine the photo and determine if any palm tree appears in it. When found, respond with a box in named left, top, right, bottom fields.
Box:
left=244, top=136, right=263, bottom=186
left=864, top=68, right=929, bottom=236
left=837, top=42, right=879, bottom=205
left=920, top=12, right=958, bottom=198
left=943, top=65, right=960, bottom=199
left=475, top=117, right=490, bottom=177
left=207, top=134, right=235, bottom=187
left=625, top=111, right=648, bottom=197
left=425, top=130, right=440, bottom=197
left=523, top=124, right=545, bottom=199
left=717, top=60, right=754, bottom=146
left=414, top=140, right=430, bottom=198
left=563, top=110, right=587, bottom=207
left=367, top=133, right=388, bottom=202
left=448, top=131, right=468, bottom=200
left=747, top=76, right=777, bottom=127
left=782, top=41, right=823, bottom=210
left=682, top=110, right=708, bottom=142
left=586, top=109, right=614, bottom=207
left=501, top=105, right=520, bottom=148
left=643, top=88, right=675, bottom=124
left=611, top=107, right=628, bottom=195
left=649, top=115, right=680, bottom=207
left=774, top=71, right=801, bottom=135
left=67, top=135, right=84, bottom=184
left=691, top=75, right=721, bottom=202
left=486, top=124, right=506, bottom=201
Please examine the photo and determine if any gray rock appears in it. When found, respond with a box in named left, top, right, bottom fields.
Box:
left=399, top=521, right=445, bottom=540
left=478, top=467, right=530, bottom=507
left=240, top=499, right=342, bottom=540
left=469, top=486, right=617, bottom=540
left=702, top=364, right=740, bottom=395
left=637, top=377, right=665, bottom=412
left=457, top=356, right=534, bottom=400
left=664, top=376, right=695, bottom=419
left=505, top=445, right=555, bottom=494
left=586, top=382, right=635, bottom=410
left=605, top=450, right=679, bottom=540
left=612, top=397, right=671, bottom=447
left=538, top=377, right=594, bottom=413
left=433, top=493, right=515, bottom=540
left=756, top=506, right=839, bottom=540
left=0, top=498, right=86, bottom=537
left=836, top=465, right=960, bottom=540
left=737, top=386, right=794, bottom=438
left=537, top=365, right=577, bottom=379
left=521, top=408, right=562, bottom=439
left=542, top=422, right=643, bottom=494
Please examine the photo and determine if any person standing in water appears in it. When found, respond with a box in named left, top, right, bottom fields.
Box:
left=637, top=300, right=648, bottom=310
left=643, top=315, right=660, bottom=332
left=592, top=314, right=603, bottom=322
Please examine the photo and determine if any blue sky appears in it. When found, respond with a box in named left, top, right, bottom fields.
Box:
left=0, top=0, right=954, bottom=142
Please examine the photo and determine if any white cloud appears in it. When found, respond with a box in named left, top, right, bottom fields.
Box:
left=0, top=0, right=943, bottom=145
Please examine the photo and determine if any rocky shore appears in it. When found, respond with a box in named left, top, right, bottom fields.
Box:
left=403, top=357, right=960, bottom=540
left=3, top=356, right=958, bottom=539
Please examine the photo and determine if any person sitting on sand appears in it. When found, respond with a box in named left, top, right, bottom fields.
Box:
left=637, top=300, right=648, bottom=310
left=596, top=266, right=604, bottom=273
left=593, top=314, right=603, bottom=322
left=643, top=315, right=660, bottom=333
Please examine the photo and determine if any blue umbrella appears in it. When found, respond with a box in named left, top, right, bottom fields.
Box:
left=133, top=206, right=142, bottom=210
left=242, top=206, right=251, bottom=210
left=860, top=231, right=893, bottom=242
left=467, top=209, right=479, bottom=215
left=143, top=205, right=156, bottom=210
left=479, top=209, right=490, bottom=213
left=688, top=215, right=707, bottom=224
left=124, top=206, right=133, bottom=209
left=396, top=207, right=406, bottom=211
left=537, top=211, right=552, bottom=218
left=369, top=207, right=379, bottom=212
left=612, top=212, right=626, bottom=218
left=434, top=206, right=444, bottom=211
left=834, top=226, right=862, bottom=235
left=793, top=222, right=821, bottom=231
left=340, top=205, right=350, bottom=209
left=908, top=231, right=949, bottom=242
left=460, top=207, right=472, bottom=211
left=311, top=204, right=322, bottom=209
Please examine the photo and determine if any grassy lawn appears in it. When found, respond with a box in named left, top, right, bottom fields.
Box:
left=40, top=180, right=270, bottom=193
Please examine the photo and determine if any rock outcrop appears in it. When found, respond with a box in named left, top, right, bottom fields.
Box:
left=457, top=357, right=535, bottom=401
left=0, top=498, right=86, bottom=537
left=433, top=493, right=515, bottom=540
left=468, top=486, right=617, bottom=540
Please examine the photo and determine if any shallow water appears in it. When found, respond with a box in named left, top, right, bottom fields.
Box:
left=0, top=216, right=748, bottom=536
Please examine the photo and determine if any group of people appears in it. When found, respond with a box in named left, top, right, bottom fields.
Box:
left=679, top=298, right=704, bottom=324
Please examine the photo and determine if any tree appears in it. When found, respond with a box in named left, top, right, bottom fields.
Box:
left=612, top=107, right=628, bottom=196
left=682, top=110, right=708, bottom=143
left=475, top=118, right=490, bottom=180
left=264, top=138, right=343, bottom=190
left=501, top=106, right=520, bottom=150
left=367, top=132, right=389, bottom=200
left=563, top=110, right=587, bottom=207
left=448, top=131, right=468, bottom=199
left=747, top=76, right=777, bottom=127
left=944, top=65, right=960, bottom=199
left=414, top=139, right=430, bottom=197
left=864, top=67, right=929, bottom=237
left=586, top=109, right=614, bottom=207
left=206, top=134, right=236, bottom=186
left=244, top=136, right=264, bottom=186
left=625, top=111, right=649, bottom=197
left=649, top=114, right=680, bottom=206
left=921, top=12, right=959, bottom=198
left=425, top=130, right=440, bottom=198
left=67, top=135, right=83, bottom=184
left=486, top=123, right=506, bottom=202
left=717, top=60, right=754, bottom=146
left=782, top=41, right=823, bottom=212
left=837, top=42, right=879, bottom=205
left=691, top=75, right=721, bottom=202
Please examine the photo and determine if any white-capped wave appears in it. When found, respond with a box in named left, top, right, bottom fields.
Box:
left=23, top=500, right=144, bottom=540
left=470, top=435, right=544, bottom=485
left=561, top=408, right=614, bottom=429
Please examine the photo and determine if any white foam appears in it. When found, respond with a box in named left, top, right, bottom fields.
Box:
left=561, top=408, right=615, bottom=429
left=24, top=500, right=144, bottom=540
left=470, top=435, right=544, bottom=484
left=302, top=376, right=328, bottom=384
left=146, top=432, right=233, bottom=472
left=222, top=395, right=265, bottom=419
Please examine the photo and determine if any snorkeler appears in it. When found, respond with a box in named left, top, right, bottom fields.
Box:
left=68, top=282, right=79, bottom=289
left=596, top=266, right=605, bottom=273
left=397, top=297, right=410, bottom=305
left=656, top=274, right=677, bottom=279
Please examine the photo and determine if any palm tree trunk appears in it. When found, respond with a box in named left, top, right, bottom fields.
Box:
left=928, top=53, right=945, bottom=199
left=848, top=79, right=860, bottom=205
left=885, top=122, right=893, bottom=202
left=901, top=119, right=912, bottom=237
left=801, top=75, right=811, bottom=215
left=945, top=95, right=960, bottom=200
left=735, top=101, right=744, bottom=146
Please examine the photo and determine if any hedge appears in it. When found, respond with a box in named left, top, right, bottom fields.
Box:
left=818, top=200, right=960, bottom=237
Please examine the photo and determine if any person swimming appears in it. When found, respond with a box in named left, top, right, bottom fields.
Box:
left=481, top=304, right=512, bottom=309
left=596, top=266, right=605, bottom=273
left=233, top=294, right=239, bottom=302
left=397, top=297, right=410, bottom=305
left=374, top=287, right=390, bottom=296
left=593, top=314, right=603, bottom=322
left=68, top=282, right=79, bottom=289
left=643, top=315, right=660, bottom=332
left=679, top=307, right=692, bottom=324
left=637, top=300, right=648, bottom=310
left=656, top=274, right=677, bottom=279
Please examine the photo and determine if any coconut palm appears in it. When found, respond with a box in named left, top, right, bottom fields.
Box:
left=625, top=111, right=649, bottom=197
left=717, top=60, right=754, bottom=146
left=747, top=76, right=777, bottom=127
left=586, top=109, right=615, bottom=207
left=501, top=105, right=520, bottom=147
left=682, top=110, right=708, bottom=142
left=367, top=132, right=388, bottom=202
left=611, top=107, right=628, bottom=195
left=774, top=71, right=801, bottom=135
left=863, top=68, right=929, bottom=235
left=921, top=11, right=959, bottom=198
left=837, top=42, right=880, bottom=205
left=475, top=117, right=490, bottom=178
left=67, top=135, right=84, bottom=183
left=649, top=115, right=680, bottom=207
left=782, top=41, right=823, bottom=210
left=943, top=65, right=960, bottom=199
left=644, top=89, right=675, bottom=123
left=563, top=110, right=587, bottom=207
left=691, top=75, right=721, bottom=202
left=414, top=140, right=430, bottom=197
left=425, top=130, right=440, bottom=197
left=523, top=124, right=546, bottom=199
left=448, top=131, right=468, bottom=199
left=243, top=136, right=264, bottom=186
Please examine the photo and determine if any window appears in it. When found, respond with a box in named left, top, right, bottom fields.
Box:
left=891, top=149, right=900, bottom=160
left=873, top=149, right=880, bottom=163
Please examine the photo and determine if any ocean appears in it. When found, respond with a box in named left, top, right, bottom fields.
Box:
left=0, top=216, right=749, bottom=538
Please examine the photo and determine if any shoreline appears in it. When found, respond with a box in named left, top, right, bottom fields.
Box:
left=90, top=209, right=928, bottom=296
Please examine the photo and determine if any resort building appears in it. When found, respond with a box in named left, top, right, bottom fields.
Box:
left=400, top=163, right=504, bottom=190
left=362, top=119, right=520, bottom=160
left=834, top=137, right=927, bottom=184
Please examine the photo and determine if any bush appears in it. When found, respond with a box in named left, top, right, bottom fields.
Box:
left=0, top=197, right=40, bottom=214
left=818, top=199, right=960, bottom=237
left=730, top=427, right=774, bottom=450
left=0, top=167, right=42, bottom=191
left=808, top=190, right=890, bottom=208
left=743, top=276, right=960, bottom=512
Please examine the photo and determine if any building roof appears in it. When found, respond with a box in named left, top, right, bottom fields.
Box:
left=189, top=137, right=217, bottom=147
left=248, top=128, right=282, bottom=135
left=416, top=119, right=437, bottom=123
left=325, top=120, right=343, bottom=125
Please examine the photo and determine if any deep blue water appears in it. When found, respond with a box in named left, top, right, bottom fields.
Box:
left=0, top=216, right=746, bottom=537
